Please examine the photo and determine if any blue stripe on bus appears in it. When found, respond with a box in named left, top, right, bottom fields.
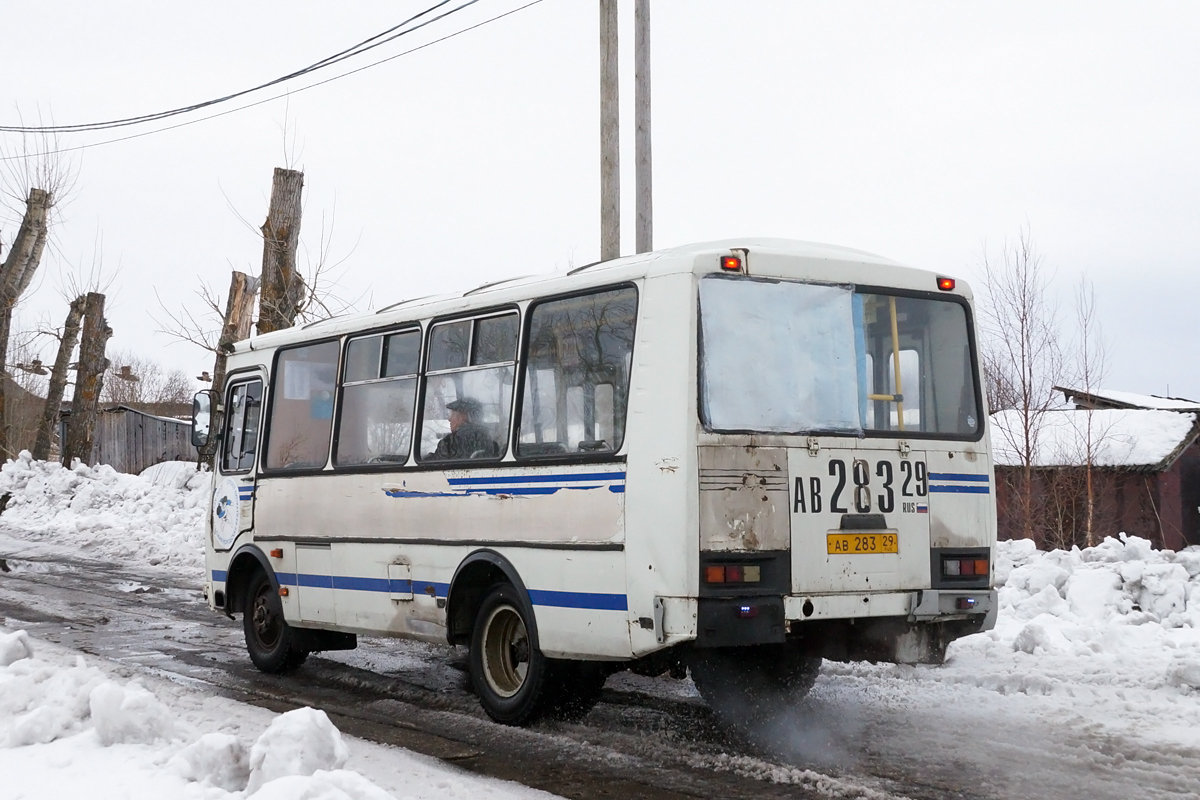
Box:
left=211, top=569, right=625, bottom=610
left=929, top=485, right=991, bottom=494
left=331, top=575, right=413, bottom=593
left=447, top=472, right=625, bottom=486
left=928, top=473, right=990, bottom=482
left=528, top=589, right=628, bottom=611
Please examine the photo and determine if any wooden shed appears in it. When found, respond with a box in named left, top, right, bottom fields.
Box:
left=59, top=404, right=197, bottom=474
left=992, top=388, right=1200, bottom=551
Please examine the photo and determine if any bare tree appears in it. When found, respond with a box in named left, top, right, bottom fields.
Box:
left=31, top=294, right=86, bottom=460
left=977, top=227, right=1066, bottom=540
left=1071, top=276, right=1110, bottom=547
left=102, top=349, right=194, bottom=407
left=257, top=167, right=306, bottom=334
left=0, top=120, right=78, bottom=457
left=60, top=292, right=111, bottom=466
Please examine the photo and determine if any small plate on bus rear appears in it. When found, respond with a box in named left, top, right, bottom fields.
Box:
left=827, top=533, right=899, bottom=555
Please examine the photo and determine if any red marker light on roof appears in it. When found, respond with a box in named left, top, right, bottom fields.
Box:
left=720, top=255, right=742, bottom=271
left=937, top=277, right=956, bottom=291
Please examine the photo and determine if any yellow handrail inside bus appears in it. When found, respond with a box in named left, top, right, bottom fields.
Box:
left=889, top=296, right=905, bottom=432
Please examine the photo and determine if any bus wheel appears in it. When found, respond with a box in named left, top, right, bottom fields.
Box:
left=243, top=571, right=309, bottom=673
left=689, top=643, right=821, bottom=738
left=470, top=584, right=550, bottom=725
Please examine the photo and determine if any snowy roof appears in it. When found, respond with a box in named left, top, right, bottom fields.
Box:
left=1056, top=386, right=1200, bottom=412
left=990, top=408, right=1200, bottom=470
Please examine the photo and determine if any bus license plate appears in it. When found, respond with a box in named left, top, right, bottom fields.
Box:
left=827, top=533, right=898, bottom=555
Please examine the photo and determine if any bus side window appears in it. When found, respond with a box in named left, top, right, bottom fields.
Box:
left=222, top=380, right=263, bottom=472
left=418, top=313, right=518, bottom=462
left=336, top=330, right=420, bottom=466
left=265, top=341, right=340, bottom=470
left=516, top=286, right=637, bottom=457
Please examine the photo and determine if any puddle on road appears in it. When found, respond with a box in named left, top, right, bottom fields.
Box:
left=115, top=580, right=163, bottom=594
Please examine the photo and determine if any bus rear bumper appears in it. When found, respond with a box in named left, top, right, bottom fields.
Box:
left=783, top=589, right=996, bottom=629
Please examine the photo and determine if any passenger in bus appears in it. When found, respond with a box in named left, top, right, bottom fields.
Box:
left=431, top=398, right=500, bottom=459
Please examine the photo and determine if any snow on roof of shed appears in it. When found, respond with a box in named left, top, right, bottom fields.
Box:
left=990, top=408, right=1200, bottom=470
left=1055, top=386, right=1200, bottom=411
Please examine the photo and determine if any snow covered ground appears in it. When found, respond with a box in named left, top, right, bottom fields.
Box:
left=3, top=453, right=1200, bottom=798
left=0, top=457, right=555, bottom=800
left=0, top=629, right=558, bottom=800
left=0, top=455, right=209, bottom=574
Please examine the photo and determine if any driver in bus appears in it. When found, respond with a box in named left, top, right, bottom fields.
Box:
left=431, top=397, right=499, bottom=460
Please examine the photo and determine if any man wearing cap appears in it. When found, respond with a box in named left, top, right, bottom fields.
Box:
left=432, top=397, right=500, bottom=459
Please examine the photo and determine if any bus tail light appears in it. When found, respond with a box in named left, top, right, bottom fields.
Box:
left=942, top=557, right=989, bottom=578
left=936, top=277, right=956, bottom=291
left=704, top=564, right=762, bottom=584
left=720, top=255, right=742, bottom=271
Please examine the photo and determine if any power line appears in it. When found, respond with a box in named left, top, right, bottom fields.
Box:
left=0, top=0, right=479, bottom=134
left=0, top=0, right=547, bottom=162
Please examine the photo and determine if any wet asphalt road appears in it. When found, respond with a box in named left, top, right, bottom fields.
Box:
left=3, top=551, right=1197, bottom=800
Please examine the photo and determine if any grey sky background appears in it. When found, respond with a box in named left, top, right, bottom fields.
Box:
left=2, top=1, right=1198, bottom=399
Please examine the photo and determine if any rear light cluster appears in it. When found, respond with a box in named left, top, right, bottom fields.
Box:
left=705, top=564, right=762, bottom=584
left=943, top=557, right=989, bottom=578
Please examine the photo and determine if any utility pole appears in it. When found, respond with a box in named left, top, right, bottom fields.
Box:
left=635, top=0, right=653, bottom=254
left=599, top=0, right=620, bottom=261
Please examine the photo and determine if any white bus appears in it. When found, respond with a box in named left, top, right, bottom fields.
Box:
left=193, top=238, right=997, bottom=726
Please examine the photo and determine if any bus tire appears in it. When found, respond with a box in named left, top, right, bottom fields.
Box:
left=689, top=643, right=821, bottom=737
left=243, top=570, right=309, bottom=673
left=469, top=584, right=551, bottom=725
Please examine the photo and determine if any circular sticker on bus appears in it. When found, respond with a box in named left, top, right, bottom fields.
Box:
left=212, top=478, right=242, bottom=550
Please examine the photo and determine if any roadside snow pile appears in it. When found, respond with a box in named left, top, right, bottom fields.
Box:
left=0, top=452, right=210, bottom=574
left=945, top=534, right=1200, bottom=693
left=0, top=629, right=395, bottom=798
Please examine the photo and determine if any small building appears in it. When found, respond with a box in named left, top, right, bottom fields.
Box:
left=991, top=388, right=1200, bottom=551
left=59, top=404, right=197, bottom=474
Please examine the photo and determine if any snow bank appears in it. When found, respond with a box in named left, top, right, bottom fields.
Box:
left=0, top=453, right=210, bottom=574
left=0, top=631, right=398, bottom=798
left=944, top=534, right=1200, bottom=694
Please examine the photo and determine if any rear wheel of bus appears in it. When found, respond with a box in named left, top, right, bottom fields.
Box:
left=470, top=583, right=552, bottom=724
left=469, top=583, right=608, bottom=724
left=243, top=570, right=309, bottom=673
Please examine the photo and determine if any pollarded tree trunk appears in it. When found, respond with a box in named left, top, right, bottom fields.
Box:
left=61, top=292, right=112, bottom=467
left=256, top=168, right=305, bottom=335
left=32, top=294, right=87, bottom=461
left=201, top=271, right=260, bottom=466
left=0, top=187, right=52, bottom=457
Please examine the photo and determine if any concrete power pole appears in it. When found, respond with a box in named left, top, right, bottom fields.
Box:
left=600, top=0, right=620, bottom=261
left=635, top=0, right=653, bottom=254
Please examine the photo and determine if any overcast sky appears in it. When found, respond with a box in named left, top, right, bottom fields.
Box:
left=2, top=1, right=1198, bottom=399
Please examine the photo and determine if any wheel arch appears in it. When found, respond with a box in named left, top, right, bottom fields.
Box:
left=225, top=544, right=276, bottom=617
left=446, top=549, right=538, bottom=649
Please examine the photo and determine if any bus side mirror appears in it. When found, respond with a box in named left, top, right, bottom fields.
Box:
left=192, top=390, right=217, bottom=448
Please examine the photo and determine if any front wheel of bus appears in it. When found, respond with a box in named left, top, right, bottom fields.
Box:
left=243, top=571, right=309, bottom=673
left=469, top=584, right=551, bottom=725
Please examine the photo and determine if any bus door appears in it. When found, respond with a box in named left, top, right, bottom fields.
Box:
left=212, top=377, right=264, bottom=550
left=788, top=443, right=930, bottom=595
